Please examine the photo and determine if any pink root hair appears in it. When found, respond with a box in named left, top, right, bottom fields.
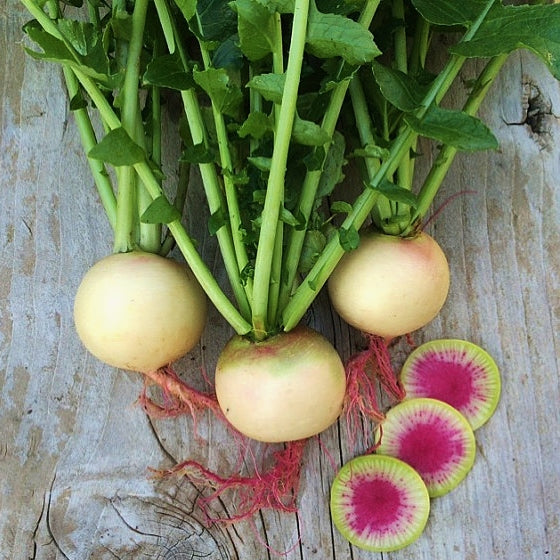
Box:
left=342, top=334, right=406, bottom=452
left=151, top=439, right=308, bottom=525
left=138, top=366, right=308, bottom=524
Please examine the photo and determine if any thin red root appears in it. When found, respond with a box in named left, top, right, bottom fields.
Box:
left=342, top=334, right=406, bottom=450
left=138, top=366, right=227, bottom=435
left=365, top=334, right=406, bottom=402
left=151, top=439, right=308, bottom=525
left=343, top=347, right=385, bottom=449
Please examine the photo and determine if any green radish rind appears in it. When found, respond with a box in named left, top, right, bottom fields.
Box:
left=376, top=398, right=476, bottom=498
left=330, top=454, right=430, bottom=552
left=400, top=339, right=501, bottom=430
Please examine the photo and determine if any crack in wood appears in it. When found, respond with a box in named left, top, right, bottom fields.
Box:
left=503, top=81, right=558, bottom=149
left=102, top=493, right=232, bottom=560
left=45, top=472, right=72, bottom=560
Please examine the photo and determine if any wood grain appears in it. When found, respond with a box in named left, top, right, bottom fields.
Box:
left=1, top=4, right=559, bottom=559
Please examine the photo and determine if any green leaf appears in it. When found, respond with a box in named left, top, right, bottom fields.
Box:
left=194, top=67, right=243, bottom=118
left=371, top=60, right=430, bottom=112
left=339, top=225, right=360, bottom=251
left=316, top=131, right=346, bottom=198
left=173, top=0, right=197, bottom=21
left=303, top=146, right=326, bottom=172
left=180, top=143, right=216, bottom=163
left=259, top=0, right=294, bottom=13
left=352, top=143, right=391, bottom=161
left=56, top=19, right=96, bottom=56
left=280, top=207, right=304, bottom=228
left=306, top=4, right=381, bottom=65
left=88, top=128, right=146, bottom=166
left=141, top=196, right=182, bottom=224
left=331, top=200, right=353, bottom=214
left=411, top=0, right=491, bottom=26
left=299, top=230, right=326, bottom=273
left=404, top=104, right=498, bottom=151
left=190, top=0, right=238, bottom=41
left=238, top=112, right=274, bottom=139
left=320, top=59, right=358, bottom=93
left=208, top=207, right=228, bottom=234
left=370, top=179, right=418, bottom=208
left=248, top=156, right=272, bottom=171
left=451, top=3, right=560, bottom=80
left=57, top=19, right=111, bottom=79
left=23, top=20, right=113, bottom=86
left=233, top=0, right=277, bottom=61
left=23, top=20, right=77, bottom=64
left=292, top=115, right=331, bottom=146
left=69, top=90, right=88, bottom=111
left=212, top=35, right=244, bottom=70
left=143, top=53, right=195, bottom=90
left=247, top=72, right=285, bottom=104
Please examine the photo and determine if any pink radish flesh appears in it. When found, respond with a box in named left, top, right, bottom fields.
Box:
left=400, top=339, right=501, bottom=430
left=331, top=454, right=430, bottom=552
left=376, top=398, right=476, bottom=497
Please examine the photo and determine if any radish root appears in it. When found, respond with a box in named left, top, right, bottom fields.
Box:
left=139, top=366, right=307, bottom=524
left=343, top=334, right=406, bottom=452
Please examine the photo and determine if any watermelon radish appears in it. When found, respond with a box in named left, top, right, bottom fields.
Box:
left=400, top=339, right=501, bottom=430
left=375, top=398, right=476, bottom=497
left=330, top=454, right=430, bottom=552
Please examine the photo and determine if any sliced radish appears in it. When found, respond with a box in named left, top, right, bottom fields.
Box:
left=400, top=339, right=501, bottom=429
left=330, top=454, right=430, bottom=552
left=375, top=398, right=476, bottom=497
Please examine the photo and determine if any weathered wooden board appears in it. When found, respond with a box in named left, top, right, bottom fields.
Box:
left=1, top=3, right=559, bottom=559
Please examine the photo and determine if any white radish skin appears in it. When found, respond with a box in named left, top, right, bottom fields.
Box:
left=328, top=232, right=450, bottom=339
left=74, top=251, right=207, bottom=372
left=215, top=326, right=346, bottom=442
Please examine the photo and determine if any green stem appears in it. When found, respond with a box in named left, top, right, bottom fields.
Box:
left=276, top=0, right=381, bottom=318
left=180, top=89, right=252, bottom=321
left=350, top=76, right=380, bottom=179
left=266, top=12, right=285, bottom=328
left=42, top=1, right=116, bottom=230
left=137, top=39, right=164, bottom=253
left=393, top=0, right=412, bottom=196
left=167, top=15, right=251, bottom=319
left=409, top=15, right=430, bottom=75
left=282, top=0, right=497, bottom=330
left=200, top=44, right=253, bottom=303
left=62, top=68, right=117, bottom=230
left=406, top=53, right=509, bottom=233
left=23, top=0, right=251, bottom=333
left=87, top=1, right=101, bottom=29
left=113, top=0, right=149, bottom=254
left=282, top=129, right=414, bottom=331
left=134, top=162, right=252, bottom=335
left=251, top=0, right=310, bottom=339
left=65, top=70, right=251, bottom=333
left=160, top=160, right=190, bottom=256
left=393, top=0, right=408, bottom=74
left=136, top=106, right=162, bottom=253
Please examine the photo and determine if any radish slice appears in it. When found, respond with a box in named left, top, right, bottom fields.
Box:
left=330, top=454, right=430, bottom=552
left=400, top=339, right=501, bottom=429
left=376, top=398, right=476, bottom=497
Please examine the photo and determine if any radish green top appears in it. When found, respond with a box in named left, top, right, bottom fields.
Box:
left=21, top=0, right=560, bottom=341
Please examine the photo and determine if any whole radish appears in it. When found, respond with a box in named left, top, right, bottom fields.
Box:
left=215, top=326, right=346, bottom=442
left=74, top=251, right=207, bottom=373
left=328, top=232, right=450, bottom=339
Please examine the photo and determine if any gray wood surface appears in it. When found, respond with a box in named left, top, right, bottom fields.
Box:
left=2, top=4, right=559, bottom=559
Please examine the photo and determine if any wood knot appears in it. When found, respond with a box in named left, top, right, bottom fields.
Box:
left=505, top=80, right=558, bottom=150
